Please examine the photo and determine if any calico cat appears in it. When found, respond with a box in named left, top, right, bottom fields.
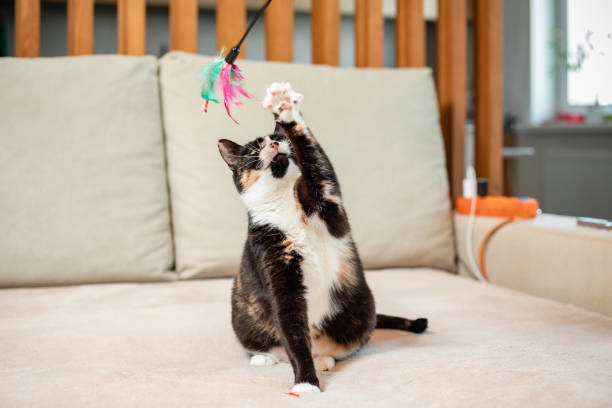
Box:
left=217, top=82, right=427, bottom=393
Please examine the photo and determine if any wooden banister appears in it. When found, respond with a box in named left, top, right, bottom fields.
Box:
left=475, top=0, right=504, bottom=195
left=170, top=0, right=198, bottom=53
left=396, top=0, right=425, bottom=67
left=311, top=0, right=339, bottom=66
left=265, top=0, right=294, bottom=62
left=217, top=0, right=246, bottom=59
left=437, top=0, right=467, bottom=202
left=15, top=0, right=40, bottom=57
left=67, top=0, right=94, bottom=55
left=355, top=0, right=383, bottom=67
left=10, top=0, right=503, bottom=204
left=117, top=0, right=146, bottom=55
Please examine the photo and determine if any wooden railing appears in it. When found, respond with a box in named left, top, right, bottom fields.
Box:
left=12, top=0, right=503, bottom=199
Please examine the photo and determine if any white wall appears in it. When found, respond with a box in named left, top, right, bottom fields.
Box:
left=503, top=0, right=531, bottom=126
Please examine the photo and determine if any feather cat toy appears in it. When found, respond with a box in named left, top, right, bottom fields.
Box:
left=200, top=0, right=273, bottom=123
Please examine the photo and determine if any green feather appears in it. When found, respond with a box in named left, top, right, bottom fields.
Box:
left=199, top=58, right=224, bottom=102
left=199, top=49, right=226, bottom=103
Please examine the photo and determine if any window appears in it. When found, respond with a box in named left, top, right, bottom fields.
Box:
left=566, top=0, right=612, bottom=106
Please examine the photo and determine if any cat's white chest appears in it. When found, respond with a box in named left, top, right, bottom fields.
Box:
left=291, top=214, right=348, bottom=326
left=242, top=169, right=347, bottom=326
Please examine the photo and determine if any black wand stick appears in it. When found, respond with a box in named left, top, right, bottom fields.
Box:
left=224, top=0, right=273, bottom=64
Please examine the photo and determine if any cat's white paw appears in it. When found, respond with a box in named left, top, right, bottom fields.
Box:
left=262, top=82, right=303, bottom=123
left=291, top=382, right=321, bottom=393
left=249, top=354, right=279, bottom=366
left=313, top=356, right=335, bottom=371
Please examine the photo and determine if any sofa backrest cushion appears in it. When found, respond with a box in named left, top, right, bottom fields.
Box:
left=159, top=51, right=455, bottom=279
left=0, top=56, right=175, bottom=286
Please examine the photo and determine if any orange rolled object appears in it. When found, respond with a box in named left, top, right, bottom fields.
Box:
left=456, top=196, right=539, bottom=219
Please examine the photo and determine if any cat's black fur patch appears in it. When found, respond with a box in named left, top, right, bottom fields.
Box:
left=270, top=153, right=289, bottom=178
left=375, top=314, right=429, bottom=334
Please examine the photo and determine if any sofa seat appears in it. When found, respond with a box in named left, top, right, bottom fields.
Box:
left=1, top=269, right=611, bottom=407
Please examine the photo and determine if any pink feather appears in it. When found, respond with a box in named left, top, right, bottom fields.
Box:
left=218, top=63, right=251, bottom=124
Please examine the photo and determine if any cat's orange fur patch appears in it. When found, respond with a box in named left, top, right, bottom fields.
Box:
left=337, top=259, right=359, bottom=287
left=310, top=332, right=359, bottom=360
left=235, top=273, right=242, bottom=291
left=245, top=294, right=279, bottom=340
left=281, top=239, right=294, bottom=263
left=241, top=170, right=260, bottom=190
left=293, top=187, right=309, bottom=225
left=246, top=301, right=260, bottom=320
left=309, top=327, right=322, bottom=339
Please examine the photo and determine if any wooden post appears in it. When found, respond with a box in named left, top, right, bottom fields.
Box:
left=396, top=0, right=425, bottom=67
left=475, top=0, right=504, bottom=195
left=437, top=0, right=467, bottom=202
left=170, top=0, right=198, bottom=53
left=15, top=0, right=40, bottom=57
left=265, top=0, right=294, bottom=62
left=355, top=0, right=383, bottom=67
left=217, top=0, right=246, bottom=59
left=117, top=0, right=146, bottom=55
left=67, top=0, right=94, bottom=55
left=311, top=0, right=339, bottom=65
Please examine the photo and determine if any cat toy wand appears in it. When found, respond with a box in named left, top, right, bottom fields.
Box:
left=200, top=0, right=273, bottom=123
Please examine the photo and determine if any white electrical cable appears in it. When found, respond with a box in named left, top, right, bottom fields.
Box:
left=464, top=166, right=486, bottom=282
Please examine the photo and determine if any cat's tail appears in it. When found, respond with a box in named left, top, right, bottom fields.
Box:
left=375, top=314, right=428, bottom=334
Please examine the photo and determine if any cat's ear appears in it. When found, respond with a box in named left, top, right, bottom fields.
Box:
left=218, top=139, right=242, bottom=169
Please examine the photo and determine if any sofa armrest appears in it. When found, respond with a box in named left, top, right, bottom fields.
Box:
left=454, top=213, right=612, bottom=316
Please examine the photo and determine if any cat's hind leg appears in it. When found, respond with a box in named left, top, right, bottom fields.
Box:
left=248, top=345, right=289, bottom=366
left=249, top=353, right=279, bottom=366
left=249, top=346, right=334, bottom=371
left=313, top=356, right=335, bottom=371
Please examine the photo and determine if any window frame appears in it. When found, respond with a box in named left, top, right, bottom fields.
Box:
left=556, top=0, right=612, bottom=112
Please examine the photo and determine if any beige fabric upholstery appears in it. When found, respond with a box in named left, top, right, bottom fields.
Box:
left=454, top=213, right=612, bottom=316
left=159, top=51, right=455, bottom=279
left=0, top=56, right=175, bottom=287
left=1, top=269, right=610, bottom=407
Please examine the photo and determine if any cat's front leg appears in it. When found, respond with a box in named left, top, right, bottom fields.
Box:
left=261, top=82, right=326, bottom=184
left=263, top=266, right=320, bottom=392
left=262, top=83, right=348, bottom=236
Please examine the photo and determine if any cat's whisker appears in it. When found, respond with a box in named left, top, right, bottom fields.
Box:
left=236, top=164, right=262, bottom=172
left=224, top=153, right=259, bottom=158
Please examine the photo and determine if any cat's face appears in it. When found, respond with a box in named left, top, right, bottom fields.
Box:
left=218, top=133, right=299, bottom=193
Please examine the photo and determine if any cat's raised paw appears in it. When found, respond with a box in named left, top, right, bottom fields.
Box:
left=291, top=382, right=321, bottom=393
left=249, top=354, right=279, bottom=366
left=262, top=82, right=303, bottom=123
left=313, top=356, right=335, bottom=371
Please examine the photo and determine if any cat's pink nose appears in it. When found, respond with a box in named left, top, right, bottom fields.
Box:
left=270, top=142, right=279, bottom=150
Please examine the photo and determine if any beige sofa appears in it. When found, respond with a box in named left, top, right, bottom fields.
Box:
left=1, top=52, right=611, bottom=407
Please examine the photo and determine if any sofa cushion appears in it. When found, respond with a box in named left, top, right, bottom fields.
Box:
left=159, top=51, right=455, bottom=279
left=1, top=269, right=610, bottom=406
left=0, top=56, right=174, bottom=286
